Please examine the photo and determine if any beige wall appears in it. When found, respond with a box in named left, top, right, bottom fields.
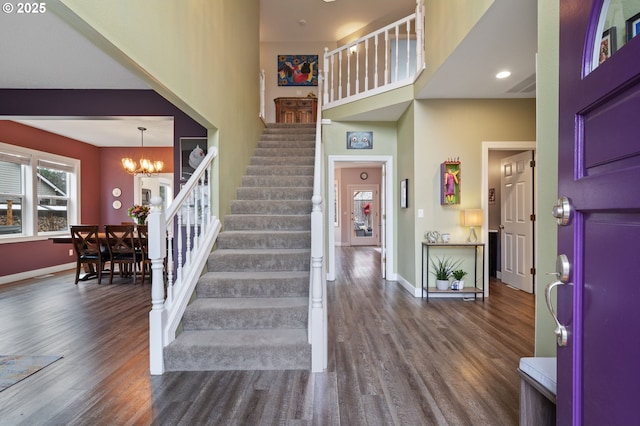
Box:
left=415, top=0, right=494, bottom=94
left=405, top=99, right=536, bottom=289
left=54, top=0, right=264, bottom=217
left=535, top=0, right=560, bottom=357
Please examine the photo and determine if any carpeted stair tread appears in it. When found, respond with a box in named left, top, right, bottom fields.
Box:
left=163, top=329, right=311, bottom=371
left=242, top=175, right=314, bottom=187
left=236, top=187, right=313, bottom=200
left=217, top=231, right=310, bottom=249
left=245, top=165, right=314, bottom=176
left=196, top=271, right=309, bottom=298
left=207, top=249, right=310, bottom=272
left=224, top=215, right=310, bottom=231
left=183, top=297, right=308, bottom=330
left=230, top=200, right=311, bottom=215
left=250, top=156, right=314, bottom=166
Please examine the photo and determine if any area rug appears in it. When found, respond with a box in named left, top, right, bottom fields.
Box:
left=0, top=355, right=62, bottom=392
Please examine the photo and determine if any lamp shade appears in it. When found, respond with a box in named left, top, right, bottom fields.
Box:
left=461, top=209, right=483, bottom=227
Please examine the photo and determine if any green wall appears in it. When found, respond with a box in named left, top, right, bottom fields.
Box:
left=397, top=103, right=416, bottom=285
left=407, top=99, right=536, bottom=288
left=53, top=0, right=264, bottom=217
left=535, top=0, right=560, bottom=357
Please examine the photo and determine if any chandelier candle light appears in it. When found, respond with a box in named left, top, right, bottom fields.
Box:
left=122, top=126, right=164, bottom=176
left=461, top=209, right=483, bottom=243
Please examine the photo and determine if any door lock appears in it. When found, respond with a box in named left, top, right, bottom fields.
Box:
left=552, top=196, right=572, bottom=226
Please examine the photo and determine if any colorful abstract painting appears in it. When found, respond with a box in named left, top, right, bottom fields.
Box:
left=277, top=54, right=318, bottom=86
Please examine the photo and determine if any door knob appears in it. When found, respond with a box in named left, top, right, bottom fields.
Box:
left=544, top=254, right=570, bottom=347
left=552, top=196, right=572, bottom=226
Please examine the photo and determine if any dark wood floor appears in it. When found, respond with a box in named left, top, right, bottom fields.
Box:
left=0, top=246, right=534, bottom=425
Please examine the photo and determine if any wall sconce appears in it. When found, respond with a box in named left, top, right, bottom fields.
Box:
left=461, top=209, right=483, bottom=242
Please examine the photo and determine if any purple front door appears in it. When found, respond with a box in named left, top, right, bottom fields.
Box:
left=558, top=1, right=640, bottom=425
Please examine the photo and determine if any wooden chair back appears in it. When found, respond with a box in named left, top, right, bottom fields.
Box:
left=70, top=225, right=106, bottom=284
left=105, top=225, right=140, bottom=284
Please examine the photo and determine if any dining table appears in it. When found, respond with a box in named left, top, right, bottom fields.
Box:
left=49, top=227, right=146, bottom=282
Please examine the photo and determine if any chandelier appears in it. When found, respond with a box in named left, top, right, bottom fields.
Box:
left=121, top=126, right=164, bottom=176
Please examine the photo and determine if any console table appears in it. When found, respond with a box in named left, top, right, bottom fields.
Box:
left=421, top=242, right=485, bottom=301
left=274, top=97, right=317, bottom=123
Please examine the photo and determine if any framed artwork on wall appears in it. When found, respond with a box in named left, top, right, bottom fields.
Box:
left=277, top=54, right=319, bottom=86
left=180, top=137, right=208, bottom=183
left=441, top=160, right=461, bottom=205
left=346, top=131, right=373, bottom=149
left=400, top=179, right=408, bottom=208
left=626, top=12, right=640, bottom=42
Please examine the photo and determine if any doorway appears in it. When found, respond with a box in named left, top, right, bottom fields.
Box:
left=327, top=155, right=394, bottom=282
left=481, top=141, right=536, bottom=296
left=348, top=184, right=379, bottom=246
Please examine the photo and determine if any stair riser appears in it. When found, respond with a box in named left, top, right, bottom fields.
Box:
left=230, top=200, right=311, bottom=215
left=253, top=148, right=315, bottom=157
left=236, top=187, right=313, bottom=200
left=196, top=275, right=309, bottom=298
left=217, top=232, right=310, bottom=249
left=224, top=216, right=310, bottom=231
left=207, top=251, right=311, bottom=272
left=183, top=306, right=308, bottom=330
left=250, top=157, right=314, bottom=166
left=241, top=176, right=314, bottom=187
left=245, top=166, right=314, bottom=176
left=164, top=344, right=311, bottom=371
left=259, top=136, right=315, bottom=144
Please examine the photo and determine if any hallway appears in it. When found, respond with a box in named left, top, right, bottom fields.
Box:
left=0, top=247, right=533, bottom=425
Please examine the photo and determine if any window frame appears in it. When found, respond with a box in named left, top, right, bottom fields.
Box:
left=0, top=142, right=80, bottom=243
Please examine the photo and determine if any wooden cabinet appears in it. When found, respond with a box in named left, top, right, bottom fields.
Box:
left=274, top=97, right=317, bottom=123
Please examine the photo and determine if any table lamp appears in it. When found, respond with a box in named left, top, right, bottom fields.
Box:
left=461, top=209, right=483, bottom=242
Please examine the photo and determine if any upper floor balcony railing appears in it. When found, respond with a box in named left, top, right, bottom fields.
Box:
left=322, top=0, right=425, bottom=109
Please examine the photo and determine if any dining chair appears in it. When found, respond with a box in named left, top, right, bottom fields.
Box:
left=105, top=225, right=141, bottom=284
left=136, top=225, right=151, bottom=284
left=70, top=225, right=109, bottom=285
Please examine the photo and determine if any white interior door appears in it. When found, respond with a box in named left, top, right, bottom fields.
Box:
left=500, top=151, right=534, bottom=293
left=348, top=184, right=379, bottom=246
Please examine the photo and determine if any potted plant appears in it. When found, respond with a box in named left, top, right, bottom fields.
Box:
left=430, top=256, right=461, bottom=290
left=451, top=269, right=467, bottom=290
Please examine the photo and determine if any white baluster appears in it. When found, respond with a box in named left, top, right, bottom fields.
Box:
left=338, top=52, right=343, bottom=100
left=374, top=34, right=379, bottom=89
left=364, top=39, right=369, bottom=91
left=384, top=30, right=389, bottom=85
left=355, top=44, right=360, bottom=95
left=148, top=195, right=167, bottom=375
left=406, top=20, right=411, bottom=79
left=323, top=48, right=330, bottom=104
left=394, top=25, right=399, bottom=83
left=346, top=48, right=351, bottom=97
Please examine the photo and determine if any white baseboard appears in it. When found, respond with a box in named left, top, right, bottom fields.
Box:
left=395, top=273, right=422, bottom=297
left=0, top=263, right=74, bottom=286
left=497, top=271, right=502, bottom=279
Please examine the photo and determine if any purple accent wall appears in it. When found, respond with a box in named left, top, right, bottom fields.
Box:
left=0, top=89, right=206, bottom=279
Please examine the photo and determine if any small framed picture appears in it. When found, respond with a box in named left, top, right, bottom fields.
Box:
left=346, top=131, right=373, bottom=149
left=400, top=179, right=408, bottom=208
left=489, top=188, right=496, bottom=204
left=599, top=27, right=617, bottom=64
left=180, top=137, right=208, bottom=183
left=626, top=12, right=640, bottom=42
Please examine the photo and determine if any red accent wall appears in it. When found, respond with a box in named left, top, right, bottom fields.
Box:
left=0, top=121, right=173, bottom=277
left=99, top=147, right=173, bottom=225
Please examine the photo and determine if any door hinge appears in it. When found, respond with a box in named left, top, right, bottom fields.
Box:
left=530, top=267, right=536, bottom=275
left=530, top=160, right=535, bottom=167
left=530, top=214, right=536, bottom=221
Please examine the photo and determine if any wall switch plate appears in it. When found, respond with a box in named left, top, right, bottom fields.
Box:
left=418, top=209, right=424, bottom=218
left=69, top=249, right=74, bottom=256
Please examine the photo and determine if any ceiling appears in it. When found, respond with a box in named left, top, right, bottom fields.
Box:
left=0, top=0, right=536, bottom=145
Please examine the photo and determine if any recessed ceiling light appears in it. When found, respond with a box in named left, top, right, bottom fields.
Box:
left=496, top=71, right=511, bottom=79
left=298, top=19, right=307, bottom=26
left=323, top=0, right=336, bottom=2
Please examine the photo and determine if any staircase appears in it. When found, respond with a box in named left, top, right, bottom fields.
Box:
left=164, top=123, right=315, bottom=371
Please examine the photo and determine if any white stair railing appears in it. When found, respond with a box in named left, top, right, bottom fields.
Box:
left=323, top=0, right=425, bottom=109
left=149, top=148, right=222, bottom=375
left=310, top=76, right=327, bottom=372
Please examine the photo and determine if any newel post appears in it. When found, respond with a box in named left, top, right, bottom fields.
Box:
left=310, top=194, right=325, bottom=372
left=148, top=196, right=167, bottom=375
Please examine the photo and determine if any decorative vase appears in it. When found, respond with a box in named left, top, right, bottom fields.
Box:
left=136, top=217, right=147, bottom=225
left=451, top=280, right=464, bottom=290
left=436, top=279, right=449, bottom=291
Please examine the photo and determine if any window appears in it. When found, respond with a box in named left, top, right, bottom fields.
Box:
left=0, top=143, right=79, bottom=241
